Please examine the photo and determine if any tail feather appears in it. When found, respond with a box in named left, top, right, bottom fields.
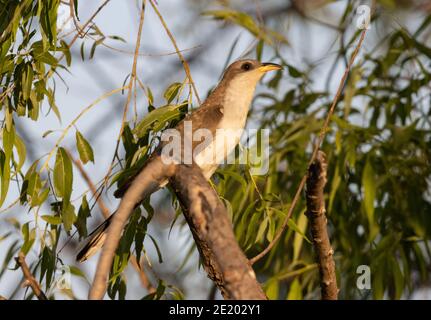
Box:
left=76, top=215, right=112, bottom=262
left=76, top=155, right=167, bottom=262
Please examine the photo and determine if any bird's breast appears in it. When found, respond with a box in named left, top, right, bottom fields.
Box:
left=194, top=78, right=255, bottom=177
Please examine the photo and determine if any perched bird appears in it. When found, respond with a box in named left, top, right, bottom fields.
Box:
left=76, top=59, right=282, bottom=262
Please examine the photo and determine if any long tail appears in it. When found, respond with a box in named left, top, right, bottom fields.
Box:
left=76, top=214, right=113, bottom=262
left=75, top=155, right=167, bottom=262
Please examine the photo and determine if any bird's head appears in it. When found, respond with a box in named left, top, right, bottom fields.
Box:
left=221, top=59, right=282, bottom=86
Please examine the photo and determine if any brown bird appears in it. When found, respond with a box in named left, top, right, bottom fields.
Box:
left=76, top=59, right=282, bottom=262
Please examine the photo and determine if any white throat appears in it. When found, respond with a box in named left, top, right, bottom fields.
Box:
left=220, top=71, right=262, bottom=130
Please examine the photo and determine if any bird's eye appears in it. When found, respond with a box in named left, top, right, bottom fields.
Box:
left=241, top=62, right=252, bottom=71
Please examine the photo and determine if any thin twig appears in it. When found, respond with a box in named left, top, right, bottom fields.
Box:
left=69, top=0, right=85, bottom=38
left=15, top=252, right=48, bottom=300
left=129, top=255, right=156, bottom=294
left=149, top=0, right=201, bottom=105
left=250, top=28, right=368, bottom=265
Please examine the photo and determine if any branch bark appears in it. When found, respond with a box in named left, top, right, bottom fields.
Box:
left=15, top=252, right=47, bottom=300
left=170, top=165, right=267, bottom=300
left=305, top=151, right=338, bottom=300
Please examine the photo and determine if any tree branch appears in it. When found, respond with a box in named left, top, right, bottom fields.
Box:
left=305, top=151, right=338, bottom=300
left=15, top=252, right=47, bottom=300
left=170, top=165, right=267, bottom=300
left=88, top=157, right=176, bottom=299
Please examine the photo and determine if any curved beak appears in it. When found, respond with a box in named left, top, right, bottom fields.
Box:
left=258, top=62, right=283, bottom=73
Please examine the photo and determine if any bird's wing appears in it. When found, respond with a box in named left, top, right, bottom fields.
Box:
left=113, top=104, right=224, bottom=198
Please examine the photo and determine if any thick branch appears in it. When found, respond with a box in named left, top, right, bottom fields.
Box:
left=305, top=151, right=338, bottom=300
left=15, top=252, right=47, bottom=300
left=88, top=157, right=176, bottom=299
left=170, top=165, right=266, bottom=300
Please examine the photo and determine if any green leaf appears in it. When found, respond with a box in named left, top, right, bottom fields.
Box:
left=13, top=134, right=26, bottom=174
left=163, top=82, right=182, bottom=104
left=75, top=195, right=91, bottom=239
left=60, top=40, right=71, bottom=66
left=265, top=279, right=279, bottom=300
left=362, top=158, right=379, bottom=240
left=62, top=203, right=77, bottom=232
left=287, top=278, right=302, bottom=300
left=2, top=126, right=15, bottom=160
left=75, top=131, right=94, bottom=164
left=21, top=222, right=36, bottom=255
left=53, top=147, right=73, bottom=205
left=272, top=208, right=311, bottom=243
left=255, top=216, right=269, bottom=243
left=22, top=63, right=34, bottom=100
left=148, top=234, right=163, bottom=263
left=133, top=102, right=187, bottom=138
left=1, top=126, right=15, bottom=207
left=286, top=64, right=302, bottom=78
left=292, top=211, right=308, bottom=261
left=47, top=88, right=61, bottom=122
left=41, top=215, right=62, bottom=225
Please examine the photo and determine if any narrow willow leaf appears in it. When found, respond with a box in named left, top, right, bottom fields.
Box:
left=163, top=82, right=182, bottom=104
left=53, top=147, right=73, bottom=205
left=0, top=126, right=15, bottom=207
left=75, top=131, right=94, bottom=164
left=287, top=278, right=303, bottom=300
left=21, top=222, right=36, bottom=255
left=148, top=234, right=163, bottom=263
left=13, top=134, right=26, bottom=174
left=265, top=279, right=279, bottom=300
left=133, top=102, right=187, bottom=138
left=272, top=208, right=311, bottom=243
left=62, top=203, right=77, bottom=232
left=41, top=215, right=62, bottom=225
left=75, top=195, right=91, bottom=239
left=22, top=63, right=33, bottom=100
left=362, top=158, right=379, bottom=240
left=293, top=211, right=308, bottom=261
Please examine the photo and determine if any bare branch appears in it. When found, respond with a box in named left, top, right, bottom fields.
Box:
left=305, top=151, right=338, bottom=300
left=250, top=28, right=368, bottom=265
left=15, top=252, right=47, bottom=300
left=170, top=165, right=267, bottom=300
